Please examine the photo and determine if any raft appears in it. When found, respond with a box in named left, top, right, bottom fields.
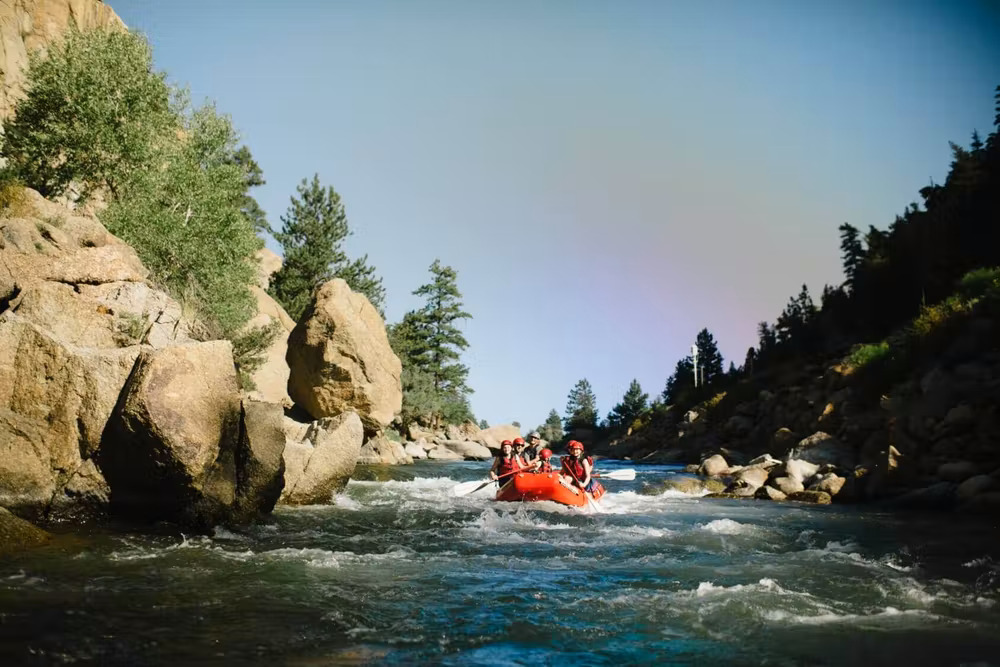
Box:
left=495, top=472, right=604, bottom=507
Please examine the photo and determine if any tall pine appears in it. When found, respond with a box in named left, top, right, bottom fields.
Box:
left=270, top=174, right=385, bottom=319
left=537, top=409, right=564, bottom=443
left=564, top=379, right=598, bottom=432
left=695, top=328, right=725, bottom=386
left=608, top=379, right=648, bottom=429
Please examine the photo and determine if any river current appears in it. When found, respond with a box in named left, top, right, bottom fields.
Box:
left=1, top=461, right=998, bottom=665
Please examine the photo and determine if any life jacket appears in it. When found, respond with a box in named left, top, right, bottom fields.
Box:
left=497, top=455, right=519, bottom=477
left=537, top=460, right=553, bottom=473
left=560, top=455, right=593, bottom=484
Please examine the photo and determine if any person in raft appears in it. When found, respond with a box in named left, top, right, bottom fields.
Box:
left=560, top=440, right=604, bottom=496
left=489, top=440, right=521, bottom=486
left=512, top=437, right=532, bottom=467
left=524, top=432, right=542, bottom=461
left=533, top=448, right=554, bottom=473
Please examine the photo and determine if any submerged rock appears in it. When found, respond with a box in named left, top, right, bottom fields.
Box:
left=787, top=490, right=832, bottom=505
left=281, top=412, right=363, bottom=505
left=0, top=507, right=51, bottom=555
left=358, top=435, right=412, bottom=465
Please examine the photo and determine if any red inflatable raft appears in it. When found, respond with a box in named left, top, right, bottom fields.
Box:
left=495, top=472, right=604, bottom=507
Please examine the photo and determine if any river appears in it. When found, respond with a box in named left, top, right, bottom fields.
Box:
left=1, top=461, right=998, bottom=665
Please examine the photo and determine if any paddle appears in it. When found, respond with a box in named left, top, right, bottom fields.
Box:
left=592, top=469, right=636, bottom=481
left=451, top=468, right=519, bottom=497
left=562, top=462, right=605, bottom=514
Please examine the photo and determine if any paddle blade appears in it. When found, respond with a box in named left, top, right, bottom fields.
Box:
left=596, top=469, right=636, bottom=481
left=452, top=479, right=493, bottom=497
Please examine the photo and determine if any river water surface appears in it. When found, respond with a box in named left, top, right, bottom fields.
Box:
left=1, top=461, right=998, bottom=665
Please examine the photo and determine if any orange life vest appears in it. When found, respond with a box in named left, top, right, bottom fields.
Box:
left=560, top=455, right=592, bottom=483
left=497, top=455, right=520, bottom=477
left=537, top=460, right=553, bottom=473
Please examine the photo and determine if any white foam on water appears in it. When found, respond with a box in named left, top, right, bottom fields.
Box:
left=763, top=606, right=938, bottom=626
left=694, top=577, right=785, bottom=598
left=698, top=518, right=754, bottom=535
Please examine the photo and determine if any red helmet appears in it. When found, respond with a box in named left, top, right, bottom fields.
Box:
left=501, top=440, right=512, bottom=446
left=540, top=448, right=552, bottom=459
left=513, top=437, right=525, bottom=445
left=568, top=440, right=584, bottom=452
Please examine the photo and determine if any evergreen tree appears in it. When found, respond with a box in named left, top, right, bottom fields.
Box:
left=608, top=379, right=648, bottom=429
left=538, top=409, right=563, bottom=442
left=390, top=260, right=473, bottom=428
left=478, top=419, right=489, bottom=429
left=838, top=223, right=865, bottom=290
left=564, top=379, right=598, bottom=431
left=229, top=146, right=269, bottom=234
left=695, top=328, right=725, bottom=386
left=662, top=357, right=693, bottom=404
left=743, top=347, right=757, bottom=376
left=270, top=174, right=385, bottom=319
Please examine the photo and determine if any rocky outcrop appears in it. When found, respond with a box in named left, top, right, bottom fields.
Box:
left=475, top=424, right=521, bottom=450
left=244, top=285, right=295, bottom=405
left=99, top=342, right=284, bottom=527
left=286, top=279, right=402, bottom=433
left=0, top=0, right=126, bottom=121
left=357, top=434, right=412, bottom=465
left=280, top=411, right=363, bottom=505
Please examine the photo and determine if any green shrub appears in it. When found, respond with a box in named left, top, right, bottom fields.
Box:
left=113, top=311, right=147, bottom=346
left=0, top=172, right=33, bottom=218
left=2, top=29, right=176, bottom=200
left=957, top=266, right=1000, bottom=301
left=847, top=341, right=890, bottom=368
left=231, top=320, right=282, bottom=390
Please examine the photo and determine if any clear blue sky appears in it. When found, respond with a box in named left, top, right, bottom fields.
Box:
left=111, top=0, right=999, bottom=430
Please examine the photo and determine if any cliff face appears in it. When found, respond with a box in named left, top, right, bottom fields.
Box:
left=0, top=0, right=125, bottom=120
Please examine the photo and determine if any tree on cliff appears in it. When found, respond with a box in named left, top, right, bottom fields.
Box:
left=269, top=175, right=385, bottom=320
left=390, top=260, right=473, bottom=428
left=564, top=379, right=598, bottom=432
left=608, top=379, right=648, bottom=429
left=537, top=409, right=564, bottom=443
left=2, top=28, right=176, bottom=200
left=695, top=328, right=725, bottom=386
left=662, top=356, right=694, bottom=405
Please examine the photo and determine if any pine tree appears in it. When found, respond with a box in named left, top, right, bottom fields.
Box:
left=608, top=379, right=648, bottom=429
left=839, top=223, right=865, bottom=291
left=662, top=357, right=694, bottom=405
left=564, top=379, right=598, bottom=431
left=695, top=328, right=725, bottom=386
left=270, top=174, right=385, bottom=319
left=229, top=146, right=269, bottom=234
left=743, top=347, right=757, bottom=376
left=538, top=409, right=563, bottom=442
left=390, top=260, right=473, bottom=428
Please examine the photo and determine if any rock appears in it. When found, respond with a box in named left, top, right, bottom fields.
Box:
left=243, top=285, right=295, bottom=405
left=787, top=490, right=832, bottom=504
left=255, top=248, right=282, bottom=289
left=941, top=404, right=975, bottom=429
left=0, top=314, right=136, bottom=519
left=808, top=473, right=846, bottom=497
left=0, top=507, right=51, bottom=555
left=427, top=446, right=464, bottom=461
left=281, top=412, right=364, bottom=505
left=77, top=281, right=192, bottom=349
left=956, top=475, right=995, bottom=502
left=684, top=410, right=700, bottom=423
left=0, top=1, right=126, bottom=120
left=734, top=466, right=769, bottom=490
left=404, top=442, right=427, bottom=460
left=99, top=341, right=243, bottom=527
left=725, top=415, right=753, bottom=435
left=683, top=463, right=700, bottom=473
left=704, top=492, right=747, bottom=500
left=960, top=492, right=1000, bottom=515
left=641, top=476, right=725, bottom=495
left=771, top=427, right=800, bottom=450
left=886, top=482, right=957, bottom=511
left=747, top=453, right=781, bottom=468
left=446, top=421, right=481, bottom=441
left=723, top=481, right=759, bottom=497
left=698, top=454, right=729, bottom=477
left=438, top=440, right=492, bottom=461
left=357, top=435, right=412, bottom=465
left=937, top=461, right=978, bottom=483
left=782, top=459, right=820, bottom=484
left=233, top=401, right=286, bottom=520
left=789, top=432, right=855, bottom=468
left=475, top=424, right=522, bottom=450
left=755, top=485, right=787, bottom=501
left=286, top=279, right=402, bottom=432
left=771, top=476, right=805, bottom=495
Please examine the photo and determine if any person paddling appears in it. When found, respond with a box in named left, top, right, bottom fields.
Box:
left=490, top=440, right=521, bottom=486
left=560, top=440, right=604, bottom=497
left=512, top=437, right=532, bottom=468
left=524, top=432, right=542, bottom=462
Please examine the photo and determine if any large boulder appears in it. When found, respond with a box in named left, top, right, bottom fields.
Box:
left=0, top=313, right=135, bottom=519
left=698, top=454, right=729, bottom=477
left=99, top=341, right=246, bottom=527
left=404, top=442, right=427, bottom=460
left=427, top=445, right=464, bottom=461
left=438, top=439, right=493, bottom=461
left=0, top=507, right=51, bottom=555
left=357, top=434, right=412, bottom=465
left=789, top=432, right=855, bottom=468
left=286, top=279, right=402, bottom=433
left=280, top=412, right=363, bottom=505
left=234, top=400, right=287, bottom=521
left=244, top=285, right=295, bottom=405
left=475, top=424, right=522, bottom=450
left=255, top=248, right=282, bottom=289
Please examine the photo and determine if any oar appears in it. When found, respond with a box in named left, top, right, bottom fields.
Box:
left=563, top=464, right=605, bottom=514
left=451, top=469, right=518, bottom=497
left=592, top=469, right=636, bottom=481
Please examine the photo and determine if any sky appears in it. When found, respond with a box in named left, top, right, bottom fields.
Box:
left=110, top=0, right=1000, bottom=430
